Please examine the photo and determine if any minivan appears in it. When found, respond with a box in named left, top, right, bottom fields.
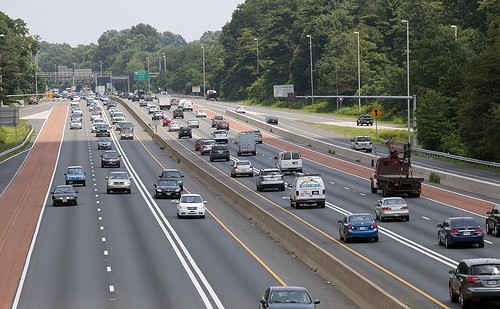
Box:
left=275, top=151, right=302, bottom=174
left=290, top=173, right=325, bottom=208
left=235, top=133, right=256, bottom=156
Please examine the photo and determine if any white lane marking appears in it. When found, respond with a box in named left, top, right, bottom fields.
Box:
left=107, top=266, right=112, bottom=272
left=422, top=216, right=430, bottom=221
left=360, top=193, right=366, bottom=196
left=102, top=237, right=106, bottom=242
left=329, top=181, right=335, bottom=185
left=344, top=187, right=350, bottom=190
left=104, top=250, right=108, bottom=256
left=100, top=226, right=104, bottom=230
left=97, top=208, right=101, bottom=212
left=109, top=285, right=115, bottom=292
left=485, top=240, right=493, bottom=245
left=99, top=217, right=102, bottom=221
left=96, top=201, right=100, bottom=204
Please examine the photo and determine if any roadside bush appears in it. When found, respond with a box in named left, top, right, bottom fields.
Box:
left=429, top=172, right=440, bottom=184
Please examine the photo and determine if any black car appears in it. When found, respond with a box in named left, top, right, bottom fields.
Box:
left=173, top=108, right=184, bottom=119
left=356, top=114, right=373, bottom=126
left=51, top=185, right=78, bottom=206
left=486, top=204, right=500, bottom=236
left=260, top=286, right=320, bottom=309
left=266, top=116, right=278, bottom=125
left=95, top=123, right=111, bottom=137
left=159, top=169, right=184, bottom=190
left=178, top=126, right=192, bottom=139
left=210, top=144, right=230, bottom=161
left=154, top=179, right=182, bottom=198
left=101, top=150, right=121, bottom=168
left=131, top=95, right=140, bottom=102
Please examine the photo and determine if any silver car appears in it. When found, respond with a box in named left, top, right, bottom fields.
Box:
left=230, top=160, right=254, bottom=177
left=70, top=119, right=82, bottom=129
left=351, top=135, right=373, bottom=152
left=375, top=197, right=409, bottom=221
left=120, top=128, right=134, bottom=140
left=97, top=137, right=112, bottom=150
left=246, top=129, right=263, bottom=144
left=106, top=171, right=132, bottom=194
left=256, top=168, right=285, bottom=192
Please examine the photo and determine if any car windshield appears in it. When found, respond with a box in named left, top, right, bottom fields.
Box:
left=103, top=152, right=118, bottom=158
left=99, top=137, right=110, bottom=142
left=237, top=161, right=251, bottom=166
left=213, top=146, right=226, bottom=150
left=158, top=180, right=178, bottom=186
left=122, top=129, right=132, bottom=134
left=450, top=217, right=478, bottom=227
left=180, top=195, right=202, bottom=203
left=471, top=264, right=500, bottom=276
left=261, top=170, right=281, bottom=176
left=162, top=171, right=180, bottom=178
left=269, top=290, right=311, bottom=304
left=54, top=186, right=74, bottom=194
left=356, top=136, right=371, bottom=142
left=349, top=215, right=373, bottom=222
left=67, top=167, right=83, bottom=174
left=110, top=172, right=128, bottom=179
left=114, top=113, right=124, bottom=117
left=384, top=198, right=406, bottom=205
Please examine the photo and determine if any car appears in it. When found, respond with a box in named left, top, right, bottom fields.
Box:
left=256, top=168, right=285, bottom=192
left=437, top=217, right=484, bottom=248
left=108, top=107, right=118, bottom=116
left=153, top=111, right=165, bottom=119
left=212, top=130, right=228, bottom=144
left=97, top=137, right=112, bottom=150
left=209, top=144, right=230, bottom=161
left=28, top=96, right=38, bottom=104
left=170, top=98, right=179, bottom=104
left=111, top=112, right=125, bottom=124
left=154, top=179, right=182, bottom=199
left=194, top=138, right=207, bottom=151
left=168, top=121, right=181, bottom=132
left=351, top=135, right=373, bottom=152
left=217, top=120, right=230, bottom=130
left=148, top=104, right=159, bottom=114
left=236, top=132, right=256, bottom=156
left=259, top=286, right=320, bottom=309
left=375, top=197, right=409, bottom=221
left=106, top=171, right=132, bottom=194
left=120, top=128, right=134, bottom=140
left=100, top=150, right=121, bottom=168
left=118, top=121, right=134, bottom=132
left=290, top=173, right=325, bottom=208
left=131, top=95, right=140, bottom=102
left=91, top=106, right=103, bottom=115
left=173, top=108, right=184, bottom=119
left=65, top=166, right=86, bottom=186
left=107, top=101, right=117, bottom=109
left=212, top=115, right=224, bottom=127
left=246, top=129, right=263, bottom=144
left=51, top=185, right=78, bottom=206
left=266, top=116, right=278, bottom=125
left=178, top=99, right=186, bottom=109
left=200, top=140, right=216, bottom=155
left=91, top=119, right=106, bottom=132
left=183, top=101, right=193, bottom=111
left=90, top=112, right=102, bottom=121
left=235, top=105, right=245, bottom=113
left=71, top=106, right=82, bottom=114
left=196, top=109, right=207, bottom=117
left=187, top=118, right=199, bottom=128
left=95, top=123, right=111, bottom=137
left=176, top=194, right=206, bottom=218
left=357, top=114, right=373, bottom=126
left=230, top=160, right=253, bottom=177
left=338, top=213, right=379, bottom=243
left=448, top=258, right=500, bottom=308
left=162, top=115, right=173, bottom=126
left=275, top=151, right=302, bottom=174
left=70, top=119, right=82, bottom=129
left=159, top=169, right=184, bottom=190
left=139, top=99, right=147, bottom=107
left=71, top=113, right=83, bottom=122
left=486, top=204, right=500, bottom=237
left=178, top=126, right=192, bottom=139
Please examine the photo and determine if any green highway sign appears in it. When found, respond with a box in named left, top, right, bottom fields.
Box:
left=134, top=70, right=149, bottom=80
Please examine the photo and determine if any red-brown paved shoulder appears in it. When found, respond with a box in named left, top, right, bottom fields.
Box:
left=0, top=105, right=67, bottom=308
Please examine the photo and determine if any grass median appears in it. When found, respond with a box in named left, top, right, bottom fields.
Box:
left=0, top=120, right=33, bottom=160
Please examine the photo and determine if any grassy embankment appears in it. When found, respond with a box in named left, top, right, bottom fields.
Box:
left=0, top=120, right=34, bottom=161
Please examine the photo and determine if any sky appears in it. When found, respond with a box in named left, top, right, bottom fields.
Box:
left=2, top=0, right=244, bottom=46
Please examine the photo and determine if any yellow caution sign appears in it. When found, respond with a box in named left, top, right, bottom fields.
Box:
left=371, top=107, right=382, bottom=119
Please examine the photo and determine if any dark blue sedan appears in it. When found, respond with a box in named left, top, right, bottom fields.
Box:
left=437, top=217, right=484, bottom=248
left=338, top=213, right=378, bottom=243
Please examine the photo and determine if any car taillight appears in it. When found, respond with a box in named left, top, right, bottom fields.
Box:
left=322, top=189, right=325, bottom=194
left=355, top=142, right=359, bottom=145
left=296, top=191, right=299, bottom=196
left=234, top=166, right=238, bottom=169
left=466, top=277, right=480, bottom=283
left=401, top=206, right=408, bottom=209
left=369, top=142, right=372, bottom=144
left=475, top=228, right=482, bottom=233
left=449, top=229, right=459, bottom=234
left=347, top=225, right=355, bottom=230
left=383, top=207, right=391, bottom=211
left=249, top=166, right=252, bottom=168
left=370, top=224, right=377, bottom=229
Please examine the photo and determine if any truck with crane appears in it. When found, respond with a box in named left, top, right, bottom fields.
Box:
left=370, top=140, right=423, bottom=197
left=206, top=90, right=218, bottom=101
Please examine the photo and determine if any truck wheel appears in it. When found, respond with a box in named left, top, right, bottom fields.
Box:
left=370, top=180, right=377, bottom=194
left=494, top=224, right=500, bottom=237
left=320, top=202, right=325, bottom=208
left=381, top=186, right=387, bottom=197
left=486, top=223, right=492, bottom=234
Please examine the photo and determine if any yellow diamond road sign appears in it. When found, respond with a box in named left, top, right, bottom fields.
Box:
left=371, top=107, right=382, bottom=119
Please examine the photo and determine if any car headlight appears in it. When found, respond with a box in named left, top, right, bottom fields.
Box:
left=177, top=180, right=182, bottom=185
left=156, top=189, right=162, bottom=192
left=175, top=188, right=181, bottom=192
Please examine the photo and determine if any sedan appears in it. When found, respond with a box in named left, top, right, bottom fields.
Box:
left=438, top=217, right=484, bottom=248
left=120, top=128, right=134, bottom=140
left=154, top=179, right=181, bottom=199
left=178, top=126, right=192, bottom=139
left=217, top=120, right=230, bottom=130
left=196, top=109, right=207, bottom=117
left=111, top=112, right=125, bottom=124
left=101, top=150, right=121, bottom=168
left=200, top=140, right=216, bottom=155
left=187, top=118, right=199, bottom=128
left=163, top=115, right=173, bottom=126
left=176, top=194, right=206, bottom=219
left=375, top=197, right=409, bottom=221
left=194, top=138, right=207, bottom=151
left=97, top=137, right=112, bottom=150
left=266, top=116, right=279, bottom=125
left=256, top=168, right=284, bottom=192
left=260, top=286, right=320, bottom=309
left=338, top=213, right=378, bottom=243
left=168, top=121, right=181, bottom=131
left=70, top=119, right=82, bottom=130
left=51, top=185, right=78, bottom=206
left=235, top=105, right=246, bottom=113
left=230, top=160, right=253, bottom=177
left=106, top=171, right=132, bottom=194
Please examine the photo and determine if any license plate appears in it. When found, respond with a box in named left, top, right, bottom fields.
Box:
left=463, top=232, right=471, bottom=236
left=63, top=198, right=67, bottom=202
left=359, top=227, right=366, bottom=230
left=312, top=191, right=319, bottom=195
left=488, top=280, right=496, bottom=285
left=166, top=192, right=171, bottom=195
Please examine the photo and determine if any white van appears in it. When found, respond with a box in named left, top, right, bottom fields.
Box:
left=290, top=173, right=325, bottom=208
left=236, top=132, right=256, bottom=156
left=275, top=151, right=302, bottom=174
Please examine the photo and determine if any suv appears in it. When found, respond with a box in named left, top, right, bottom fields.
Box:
left=178, top=126, right=192, bottom=139
left=159, top=169, right=184, bottom=190
left=101, top=150, right=121, bottom=167
left=486, top=204, right=500, bottom=237
left=95, top=123, right=111, bottom=137
left=212, top=115, right=224, bottom=127
left=65, top=166, right=86, bottom=186
left=357, top=114, right=373, bottom=126
left=448, top=258, right=500, bottom=308
left=256, top=168, right=285, bottom=192
left=173, top=108, right=184, bottom=119
left=210, top=144, right=230, bottom=161
left=106, top=171, right=132, bottom=194
left=351, top=135, right=373, bottom=152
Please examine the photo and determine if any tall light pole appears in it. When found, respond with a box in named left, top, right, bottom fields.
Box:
left=54, top=64, right=57, bottom=83
left=402, top=19, right=411, bottom=143
left=450, top=25, right=457, bottom=41
left=72, top=62, right=76, bottom=87
left=162, top=52, right=166, bottom=71
left=354, top=31, right=361, bottom=113
left=146, top=56, right=150, bottom=93
left=99, top=60, right=102, bottom=75
left=306, top=34, right=314, bottom=104
left=335, top=68, right=339, bottom=110
left=253, top=38, right=259, bottom=74
left=201, top=46, right=206, bottom=95
left=157, top=53, right=161, bottom=70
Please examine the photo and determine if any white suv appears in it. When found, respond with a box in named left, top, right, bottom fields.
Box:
left=351, top=136, right=373, bottom=152
left=176, top=194, right=206, bottom=218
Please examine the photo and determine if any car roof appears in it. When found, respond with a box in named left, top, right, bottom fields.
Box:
left=68, top=165, right=83, bottom=169
left=55, top=184, right=74, bottom=189
left=261, top=168, right=280, bottom=172
left=460, top=258, right=500, bottom=266
left=269, top=286, right=309, bottom=292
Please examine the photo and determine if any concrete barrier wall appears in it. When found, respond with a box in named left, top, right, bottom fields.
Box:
left=114, top=98, right=408, bottom=309
left=226, top=110, right=500, bottom=201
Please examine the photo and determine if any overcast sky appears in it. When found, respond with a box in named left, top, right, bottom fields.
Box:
left=2, top=0, right=244, bottom=46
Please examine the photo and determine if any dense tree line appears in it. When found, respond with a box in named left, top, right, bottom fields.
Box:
left=1, top=0, right=499, bottom=161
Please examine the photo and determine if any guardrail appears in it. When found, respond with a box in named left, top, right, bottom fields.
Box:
left=0, top=126, right=34, bottom=159
left=413, top=147, right=500, bottom=170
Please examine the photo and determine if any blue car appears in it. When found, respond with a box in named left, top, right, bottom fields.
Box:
left=65, top=166, right=86, bottom=186
left=437, top=217, right=484, bottom=248
left=338, top=213, right=378, bottom=243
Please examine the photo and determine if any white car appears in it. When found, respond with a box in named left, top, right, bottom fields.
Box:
left=196, top=109, right=207, bottom=117
left=187, top=119, right=199, bottom=128
left=71, top=106, right=82, bottom=114
left=91, top=119, right=106, bottom=132
left=70, top=100, right=80, bottom=107
left=153, top=111, right=165, bottom=119
left=168, top=121, right=181, bottom=131
left=375, top=197, right=409, bottom=221
left=148, top=104, right=159, bottom=114
left=183, top=101, right=193, bottom=111
left=236, top=105, right=246, bottom=113
left=70, top=119, right=82, bottom=129
left=212, top=130, right=228, bottom=144
left=178, top=99, right=186, bottom=109
left=351, top=136, right=373, bottom=152
left=111, top=112, right=125, bottom=124
left=176, top=194, right=206, bottom=218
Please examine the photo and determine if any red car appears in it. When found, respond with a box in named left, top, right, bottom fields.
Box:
left=163, top=115, right=172, bottom=126
left=217, top=120, right=230, bottom=130
left=195, top=138, right=207, bottom=151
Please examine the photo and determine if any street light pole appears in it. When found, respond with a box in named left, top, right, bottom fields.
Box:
left=162, top=52, right=166, bottom=71
left=146, top=56, right=150, bottom=93
left=253, top=38, right=259, bottom=74
left=157, top=53, right=161, bottom=70
left=99, top=60, right=102, bottom=75
left=54, top=64, right=57, bottom=83
left=202, top=46, right=206, bottom=96
left=335, top=69, right=339, bottom=109
left=72, top=62, right=76, bottom=87
left=354, top=31, right=361, bottom=113
left=402, top=19, right=411, bottom=144
left=450, top=25, right=457, bottom=41
left=306, top=35, right=314, bottom=104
